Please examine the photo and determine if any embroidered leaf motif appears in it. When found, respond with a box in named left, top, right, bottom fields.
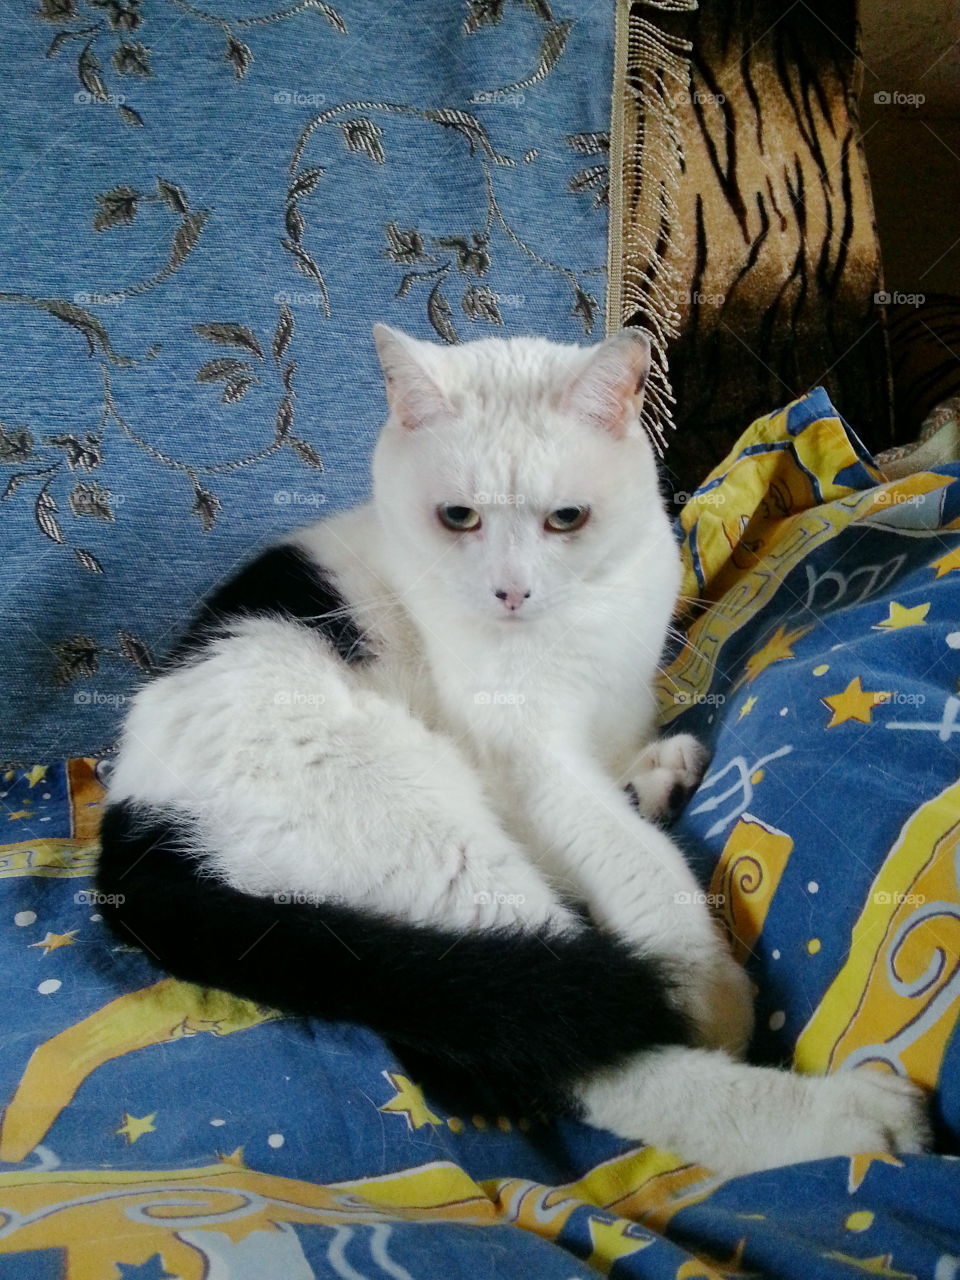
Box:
left=156, top=177, right=189, bottom=214
left=461, top=284, right=503, bottom=325
left=572, top=284, right=598, bottom=334
left=290, top=437, right=324, bottom=470
left=383, top=223, right=429, bottom=265
left=281, top=239, right=331, bottom=316
left=168, top=209, right=209, bottom=273
left=117, top=104, right=144, bottom=128
left=273, top=305, right=294, bottom=363
left=287, top=168, right=324, bottom=201
left=225, top=36, right=252, bottom=79
left=53, top=635, right=99, bottom=684
left=38, top=300, right=133, bottom=364
left=47, top=26, right=96, bottom=56
left=38, top=0, right=77, bottom=22
left=567, top=131, right=609, bottom=155
left=282, top=361, right=297, bottom=394
left=117, top=630, right=154, bottom=671
left=463, top=0, right=506, bottom=31
left=196, top=358, right=251, bottom=384
left=89, top=0, right=142, bottom=32
left=47, top=432, right=102, bottom=470
left=421, top=109, right=514, bottom=166
left=222, top=374, right=257, bottom=403
left=0, top=424, right=34, bottom=463
left=285, top=202, right=305, bottom=245
left=192, top=484, right=221, bottom=531
left=3, top=474, right=26, bottom=501
left=112, top=40, right=151, bottom=75
left=194, top=323, right=264, bottom=359
left=93, top=185, right=140, bottom=231
left=569, top=164, right=608, bottom=206
left=427, top=282, right=459, bottom=345
left=305, top=0, right=346, bottom=31
left=434, top=233, right=490, bottom=277
left=464, top=0, right=552, bottom=30
left=74, top=548, right=104, bottom=573
left=70, top=480, right=114, bottom=520
left=77, top=44, right=108, bottom=99
left=36, top=487, right=64, bottom=543
left=275, top=395, right=294, bottom=440
left=339, top=118, right=385, bottom=164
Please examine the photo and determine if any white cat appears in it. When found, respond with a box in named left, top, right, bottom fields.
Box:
left=98, top=325, right=927, bottom=1176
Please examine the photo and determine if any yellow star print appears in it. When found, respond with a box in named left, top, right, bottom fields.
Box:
left=585, top=1216, right=655, bottom=1275
left=738, top=696, right=758, bottom=720
left=378, top=1072, right=441, bottom=1130
left=873, top=602, right=930, bottom=631
left=847, top=1150, right=903, bottom=1193
left=29, top=931, right=78, bottom=955
left=24, top=765, right=48, bottom=788
left=116, top=1112, right=156, bottom=1144
left=822, top=677, right=892, bottom=728
left=930, top=546, right=960, bottom=578
left=740, top=624, right=813, bottom=686
left=5, top=810, right=31, bottom=821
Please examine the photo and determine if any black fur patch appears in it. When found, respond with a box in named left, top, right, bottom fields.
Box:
left=97, top=800, right=692, bottom=1117
left=169, top=543, right=369, bottom=664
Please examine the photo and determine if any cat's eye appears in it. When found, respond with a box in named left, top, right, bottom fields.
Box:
left=545, top=506, right=590, bottom=533
left=438, top=504, right=482, bottom=532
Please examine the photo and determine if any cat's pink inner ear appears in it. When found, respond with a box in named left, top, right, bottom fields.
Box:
left=564, top=328, right=651, bottom=438
left=373, top=323, right=452, bottom=432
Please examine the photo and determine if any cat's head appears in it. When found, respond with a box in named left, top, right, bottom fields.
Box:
left=371, top=324, right=678, bottom=623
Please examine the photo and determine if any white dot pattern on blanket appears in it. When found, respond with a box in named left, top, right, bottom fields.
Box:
left=769, top=1010, right=786, bottom=1031
left=14, top=911, right=36, bottom=927
left=268, top=1133, right=285, bottom=1148
left=947, top=632, right=960, bottom=649
left=37, top=979, right=61, bottom=995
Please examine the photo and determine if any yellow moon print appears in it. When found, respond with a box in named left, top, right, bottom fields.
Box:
left=795, top=780, right=960, bottom=1087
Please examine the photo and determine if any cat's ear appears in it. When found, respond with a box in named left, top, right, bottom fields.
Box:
left=373, top=324, right=453, bottom=432
left=564, top=328, right=651, bottom=439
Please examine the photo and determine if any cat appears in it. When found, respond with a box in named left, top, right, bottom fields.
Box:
left=97, top=324, right=928, bottom=1176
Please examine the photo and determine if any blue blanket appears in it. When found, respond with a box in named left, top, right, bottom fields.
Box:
left=1, top=392, right=958, bottom=1278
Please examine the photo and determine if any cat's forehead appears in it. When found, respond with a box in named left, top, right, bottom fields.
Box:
left=437, top=336, right=585, bottom=406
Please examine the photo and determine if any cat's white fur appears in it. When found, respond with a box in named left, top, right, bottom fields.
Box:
left=109, top=326, right=927, bottom=1175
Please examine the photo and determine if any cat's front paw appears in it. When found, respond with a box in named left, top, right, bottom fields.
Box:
left=627, top=734, right=710, bottom=821
left=747, top=1069, right=932, bottom=1174
left=815, top=1069, right=931, bottom=1158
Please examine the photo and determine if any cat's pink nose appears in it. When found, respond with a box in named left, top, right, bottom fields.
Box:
left=494, top=588, right=531, bottom=612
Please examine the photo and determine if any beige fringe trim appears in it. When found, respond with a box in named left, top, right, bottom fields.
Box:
left=607, top=0, right=696, bottom=455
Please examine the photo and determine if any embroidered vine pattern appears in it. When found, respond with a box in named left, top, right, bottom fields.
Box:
left=37, top=0, right=346, bottom=125
left=285, top=101, right=600, bottom=343
left=1, top=180, right=321, bottom=571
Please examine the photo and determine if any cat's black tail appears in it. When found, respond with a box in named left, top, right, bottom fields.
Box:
left=96, top=800, right=691, bottom=1117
